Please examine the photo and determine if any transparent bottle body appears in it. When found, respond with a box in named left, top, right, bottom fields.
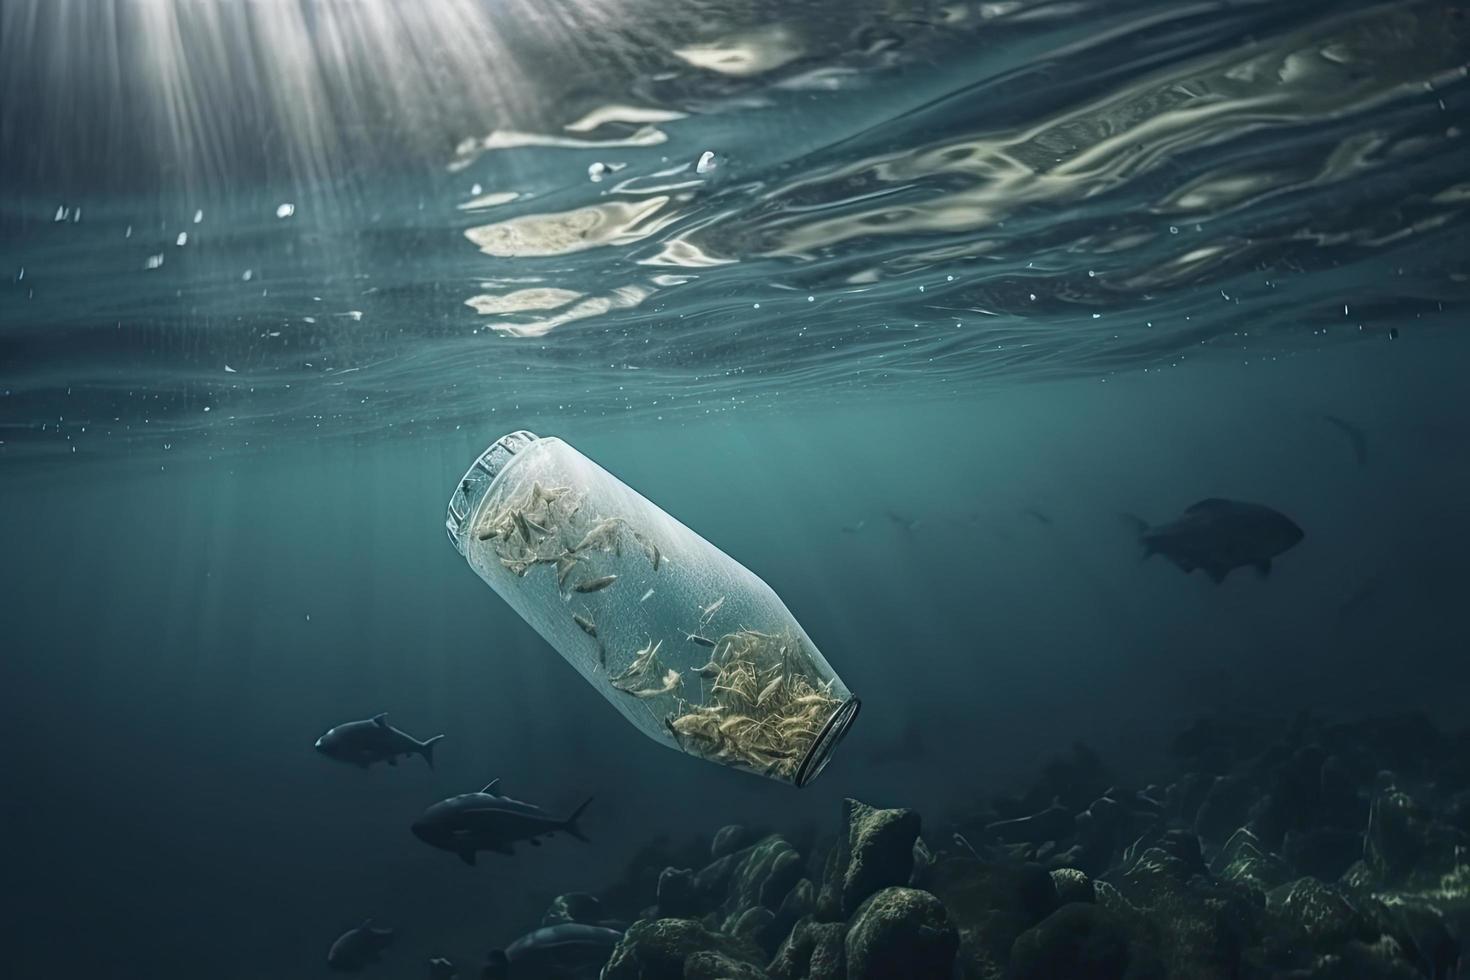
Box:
left=446, top=433, right=858, bottom=786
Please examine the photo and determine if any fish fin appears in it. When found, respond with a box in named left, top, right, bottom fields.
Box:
left=529, top=838, right=542, bottom=847
left=1205, top=564, right=1229, bottom=584
left=419, top=734, right=445, bottom=769
left=1254, top=560, right=1271, bottom=578
left=371, top=713, right=388, bottom=728
left=481, top=778, right=501, bottom=795
left=458, top=850, right=477, bottom=866
left=562, top=795, right=594, bottom=843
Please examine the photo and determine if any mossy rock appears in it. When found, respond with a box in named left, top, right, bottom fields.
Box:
left=844, top=887, right=958, bottom=980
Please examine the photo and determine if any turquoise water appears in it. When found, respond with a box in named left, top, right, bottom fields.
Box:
left=2, top=2, right=1469, bottom=978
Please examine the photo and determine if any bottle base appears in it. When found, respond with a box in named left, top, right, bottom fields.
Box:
left=794, top=695, right=861, bottom=788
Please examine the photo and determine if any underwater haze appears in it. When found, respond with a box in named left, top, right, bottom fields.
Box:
left=3, top=1, right=1470, bottom=979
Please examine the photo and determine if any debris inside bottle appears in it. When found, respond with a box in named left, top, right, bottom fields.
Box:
left=665, top=629, right=842, bottom=782
left=459, top=437, right=852, bottom=785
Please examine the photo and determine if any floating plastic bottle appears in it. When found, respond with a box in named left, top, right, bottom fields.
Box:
left=446, top=431, right=860, bottom=787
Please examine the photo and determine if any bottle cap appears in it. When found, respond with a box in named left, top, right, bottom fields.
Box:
left=444, top=430, right=540, bottom=554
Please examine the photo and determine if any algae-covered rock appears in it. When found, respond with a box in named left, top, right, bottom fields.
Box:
left=844, top=887, right=957, bottom=980
left=543, top=891, right=605, bottom=926
left=1049, top=867, right=1094, bottom=905
left=815, top=799, right=920, bottom=921
left=1359, top=894, right=1460, bottom=980
left=917, top=856, right=1058, bottom=980
left=685, top=950, right=769, bottom=980
left=714, top=825, right=751, bottom=860
left=1213, top=827, right=1291, bottom=896
left=732, top=907, right=777, bottom=951
left=768, top=918, right=844, bottom=980
left=1290, top=938, right=1426, bottom=979
left=1008, top=902, right=1165, bottom=980
left=1365, top=786, right=1470, bottom=886
left=713, top=835, right=806, bottom=938
left=1268, top=877, right=1372, bottom=951
left=602, top=918, right=764, bottom=980
left=1105, top=845, right=1263, bottom=980
left=774, top=878, right=815, bottom=942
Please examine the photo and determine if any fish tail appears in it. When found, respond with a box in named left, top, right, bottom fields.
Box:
left=1119, top=513, right=1151, bottom=559
left=419, top=734, right=446, bottom=769
left=562, top=795, right=593, bottom=843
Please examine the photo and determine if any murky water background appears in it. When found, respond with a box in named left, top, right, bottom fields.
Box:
left=2, top=2, right=1468, bottom=978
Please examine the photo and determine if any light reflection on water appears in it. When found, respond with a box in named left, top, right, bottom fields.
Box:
left=0, top=0, right=1467, bottom=460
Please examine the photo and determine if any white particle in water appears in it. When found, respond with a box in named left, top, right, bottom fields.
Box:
left=242, top=269, right=253, bottom=281
left=588, top=161, right=608, bottom=182
left=203, top=406, right=211, bottom=412
left=753, top=303, right=760, bottom=309
left=275, top=202, right=295, bottom=218
left=125, top=225, right=133, bottom=238
left=193, top=210, right=203, bottom=224
left=144, top=253, right=164, bottom=270
left=54, top=205, right=67, bottom=222
left=807, top=296, right=814, bottom=302
left=1029, top=293, right=1036, bottom=301
left=1088, top=269, right=1096, bottom=277
left=224, top=365, right=236, bottom=373
left=696, top=150, right=717, bottom=174
left=1169, top=225, right=1179, bottom=234
left=176, top=232, right=188, bottom=246
left=471, top=183, right=482, bottom=195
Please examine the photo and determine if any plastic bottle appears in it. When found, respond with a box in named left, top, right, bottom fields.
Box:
left=446, top=431, right=860, bottom=786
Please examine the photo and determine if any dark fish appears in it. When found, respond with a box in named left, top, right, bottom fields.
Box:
left=573, top=613, right=598, bottom=638
left=886, top=510, right=920, bottom=532
left=328, top=918, right=395, bottom=973
left=1323, top=415, right=1368, bottom=466
left=411, top=779, right=592, bottom=865
left=1122, top=498, right=1304, bottom=584
left=316, top=713, right=445, bottom=770
left=481, top=924, right=623, bottom=979
left=574, top=574, right=618, bottom=593
left=1023, top=507, right=1053, bottom=526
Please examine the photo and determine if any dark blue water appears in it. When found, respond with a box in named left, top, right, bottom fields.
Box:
left=2, top=2, right=1469, bottom=978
